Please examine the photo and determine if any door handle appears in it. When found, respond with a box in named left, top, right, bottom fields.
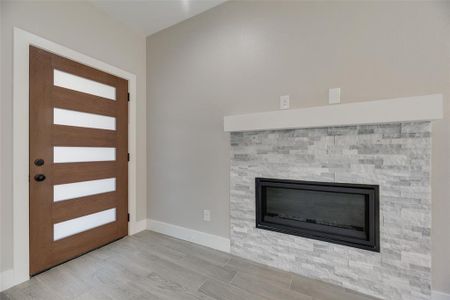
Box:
left=34, top=174, right=46, bottom=182
left=34, top=159, right=45, bottom=166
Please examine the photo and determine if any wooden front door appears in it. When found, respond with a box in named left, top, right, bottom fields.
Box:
left=29, top=46, right=128, bottom=275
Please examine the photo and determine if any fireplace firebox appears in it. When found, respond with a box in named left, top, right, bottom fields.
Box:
left=255, top=178, right=379, bottom=252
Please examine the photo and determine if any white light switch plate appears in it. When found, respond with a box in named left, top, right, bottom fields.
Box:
left=280, top=95, right=290, bottom=110
left=329, top=88, right=341, bottom=104
left=203, top=209, right=211, bottom=222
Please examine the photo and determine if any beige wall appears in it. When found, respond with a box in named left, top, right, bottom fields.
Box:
left=1, top=1, right=147, bottom=271
left=147, top=1, right=450, bottom=293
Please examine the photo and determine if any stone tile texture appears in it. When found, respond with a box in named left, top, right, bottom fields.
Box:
left=230, top=122, right=431, bottom=300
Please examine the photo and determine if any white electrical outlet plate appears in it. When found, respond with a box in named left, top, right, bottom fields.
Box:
left=329, top=88, right=341, bottom=104
left=203, top=209, right=211, bottom=222
left=280, top=95, right=290, bottom=110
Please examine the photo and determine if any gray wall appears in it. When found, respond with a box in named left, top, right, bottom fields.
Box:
left=146, top=1, right=450, bottom=293
left=1, top=1, right=147, bottom=271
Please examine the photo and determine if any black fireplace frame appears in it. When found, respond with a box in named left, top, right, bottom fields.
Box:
left=255, top=178, right=380, bottom=252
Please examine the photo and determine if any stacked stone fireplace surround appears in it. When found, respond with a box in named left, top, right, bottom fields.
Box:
left=229, top=122, right=431, bottom=300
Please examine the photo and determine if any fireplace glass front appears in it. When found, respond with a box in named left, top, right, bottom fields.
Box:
left=256, top=178, right=379, bottom=251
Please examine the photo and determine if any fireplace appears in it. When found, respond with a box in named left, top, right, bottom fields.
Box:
left=256, top=178, right=379, bottom=252
left=231, top=122, right=432, bottom=298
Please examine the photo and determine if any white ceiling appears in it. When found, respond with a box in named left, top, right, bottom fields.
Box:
left=90, top=0, right=226, bottom=36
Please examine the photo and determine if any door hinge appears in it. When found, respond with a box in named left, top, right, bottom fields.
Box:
left=128, top=153, right=130, bottom=162
left=128, top=213, right=130, bottom=222
left=127, top=93, right=130, bottom=102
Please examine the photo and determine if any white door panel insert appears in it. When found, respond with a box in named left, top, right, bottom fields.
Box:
left=54, top=108, right=116, bottom=130
left=53, top=208, right=116, bottom=241
left=53, top=178, right=116, bottom=202
left=54, top=146, right=116, bottom=163
left=54, top=69, right=116, bottom=100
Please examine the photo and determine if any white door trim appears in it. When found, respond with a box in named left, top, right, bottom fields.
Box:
left=12, top=27, right=139, bottom=287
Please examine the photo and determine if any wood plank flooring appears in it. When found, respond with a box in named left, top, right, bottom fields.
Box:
left=1, top=230, right=379, bottom=300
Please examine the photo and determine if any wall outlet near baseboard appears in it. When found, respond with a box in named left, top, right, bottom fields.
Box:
left=329, top=88, right=341, bottom=104
left=280, top=95, right=290, bottom=110
left=203, top=209, right=211, bottom=222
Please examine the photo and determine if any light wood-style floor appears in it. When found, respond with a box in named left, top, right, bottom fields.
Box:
left=1, top=231, right=379, bottom=300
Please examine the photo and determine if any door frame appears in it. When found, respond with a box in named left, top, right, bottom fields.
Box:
left=12, top=27, right=139, bottom=286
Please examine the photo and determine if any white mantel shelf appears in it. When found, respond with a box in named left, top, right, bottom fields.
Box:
left=224, top=94, right=443, bottom=132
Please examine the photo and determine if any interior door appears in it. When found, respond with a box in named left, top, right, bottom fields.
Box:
left=29, top=46, right=128, bottom=275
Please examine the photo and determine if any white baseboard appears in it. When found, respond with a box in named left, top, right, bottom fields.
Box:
left=147, top=219, right=230, bottom=253
left=433, top=290, right=450, bottom=300
left=1, top=269, right=16, bottom=292
left=129, top=218, right=148, bottom=235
